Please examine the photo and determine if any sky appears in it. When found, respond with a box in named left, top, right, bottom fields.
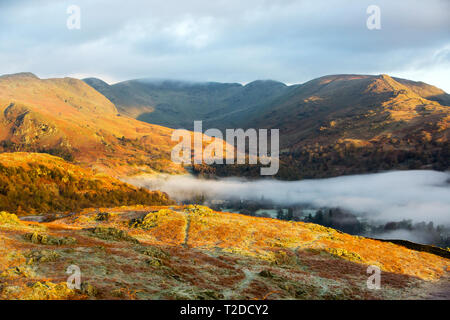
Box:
left=1, top=0, right=449, bottom=91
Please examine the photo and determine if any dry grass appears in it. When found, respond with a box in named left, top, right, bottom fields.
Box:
left=0, top=205, right=448, bottom=300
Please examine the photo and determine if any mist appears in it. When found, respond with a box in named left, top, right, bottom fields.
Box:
left=372, top=229, right=437, bottom=244
left=125, top=170, right=450, bottom=225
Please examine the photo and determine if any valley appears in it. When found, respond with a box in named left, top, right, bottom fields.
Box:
left=86, top=74, right=450, bottom=179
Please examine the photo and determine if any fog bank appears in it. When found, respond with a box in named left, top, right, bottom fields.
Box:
left=125, top=170, right=450, bottom=225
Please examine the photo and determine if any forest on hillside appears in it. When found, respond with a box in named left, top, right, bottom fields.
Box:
left=0, top=159, right=173, bottom=214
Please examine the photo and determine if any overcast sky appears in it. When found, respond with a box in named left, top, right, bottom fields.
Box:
left=1, top=0, right=449, bottom=90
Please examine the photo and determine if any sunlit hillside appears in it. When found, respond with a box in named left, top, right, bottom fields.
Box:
left=0, top=73, right=184, bottom=176
left=0, top=153, right=173, bottom=215
left=0, top=205, right=448, bottom=300
left=192, top=74, right=450, bottom=179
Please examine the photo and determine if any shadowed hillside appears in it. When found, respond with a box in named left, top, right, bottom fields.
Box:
left=83, top=77, right=291, bottom=130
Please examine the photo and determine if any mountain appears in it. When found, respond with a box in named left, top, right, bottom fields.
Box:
left=0, top=204, right=448, bottom=300
left=243, top=74, right=450, bottom=146
left=2, top=72, right=448, bottom=179
left=83, top=77, right=291, bottom=130
left=0, top=73, right=188, bottom=176
left=84, top=74, right=449, bottom=178
left=193, top=74, right=450, bottom=178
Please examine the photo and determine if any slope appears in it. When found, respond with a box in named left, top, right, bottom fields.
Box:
left=194, top=74, right=449, bottom=179
left=0, top=205, right=447, bottom=300
left=0, top=73, right=190, bottom=176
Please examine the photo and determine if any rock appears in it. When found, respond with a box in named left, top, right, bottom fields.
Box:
left=23, top=232, right=77, bottom=246
left=85, top=227, right=139, bottom=243
left=259, top=270, right=273, bottom=278
left=25, top=249, right=60, bottom=264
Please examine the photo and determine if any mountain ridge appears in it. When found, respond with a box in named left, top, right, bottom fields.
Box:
left=1, top=72, right=448, bottom=179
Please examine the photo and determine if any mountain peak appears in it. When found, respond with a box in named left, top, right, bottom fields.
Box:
left=244, top=79, right=287, bottom=88
left=379, top=74, right=393, bottom=80
left=83, top=77, right=111, bottom=87
left=0, top=72, right=39, bottom=80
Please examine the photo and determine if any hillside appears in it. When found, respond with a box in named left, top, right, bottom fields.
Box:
left=0, top=205, right=447, bottom=300
left=1, top=72, right=448, bottom=180
left=0, top=153, right=173, bottom=214
left=0, top=73, right=188, bottom=176
left=246, top=74, right=450, bottom=146
left=0, top=73, right=239, bottom=177
left=193, top=75, right=450, bottom=179
left=84, top=74, right=450, bottom=179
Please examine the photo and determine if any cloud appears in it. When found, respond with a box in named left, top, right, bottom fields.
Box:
left=125, top=170, right=450, bottom=225
left=0, top=0, right=449, bottom=90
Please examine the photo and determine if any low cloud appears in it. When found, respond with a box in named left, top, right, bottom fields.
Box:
left=126, top=170, right=450, bottom=225
left=0, top=0, right=449, bottom=90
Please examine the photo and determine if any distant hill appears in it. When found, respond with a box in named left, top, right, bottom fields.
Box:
left=83, top=77, right=291, bottom=130
left=245, top=74, right=449, bottom=145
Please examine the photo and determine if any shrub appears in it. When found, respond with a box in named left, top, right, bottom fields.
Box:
left=23, top=232, right=77, bottom=246
left=0, top=211, right=20, bottom=225
left=326, top=248, right=363, bottom=263
left=129, top=209, right=174, bottom=230
left=86, top=227, right=139, bottom=243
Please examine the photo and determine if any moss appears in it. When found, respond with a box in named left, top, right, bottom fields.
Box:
left=137, top=245, right=170, bottom=260
left=146, top=258, right=163, bottom=267
left=304, top=223, right=336, bottom=234
left=23, top=232, right=77, bottom=246
left=0, top=266, right=35, bottom=279
left=272, top=250, right=297, bottom=266
left=0, top=211, right=20, bottom=225
left=111, top=288, right=140, bottom=299
left=185, top=205, right=215, bottom=216
left=25, top=282, right=74, bottom=300
left=86, top=227, right=139, bottom=243
left=326, top=248, right=364, bottom=263
left=185, top=205, right=218, bottom=224
left=129, top=209, right=174, bottom=230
